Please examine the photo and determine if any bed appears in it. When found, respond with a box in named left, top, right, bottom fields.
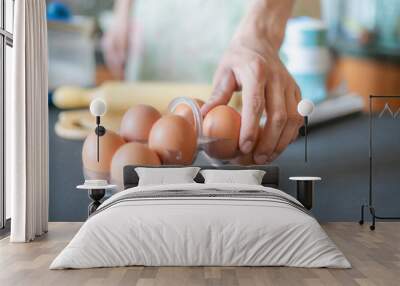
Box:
left=50, top=165, right=350, bottom=269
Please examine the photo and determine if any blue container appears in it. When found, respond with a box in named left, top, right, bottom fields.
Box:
left=291, top=73, right=327, bottom=103
left=47, top=1, right=72, bottom=22
left=282, top=17, right=330, bottom=103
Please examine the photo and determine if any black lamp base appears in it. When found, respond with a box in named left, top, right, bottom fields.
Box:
left=88, top=189, right=105, bottom=216
left=296, top=181, right=314, bottom=210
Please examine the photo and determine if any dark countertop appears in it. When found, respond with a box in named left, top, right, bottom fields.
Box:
left=49, top=107, right=400, bottom=222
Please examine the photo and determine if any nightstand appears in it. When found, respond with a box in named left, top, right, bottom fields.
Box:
left=77, top=180, right=117, bottom=216
left=289, top=177, right=322, bottom=210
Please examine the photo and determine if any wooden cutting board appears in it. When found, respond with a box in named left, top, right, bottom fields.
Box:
left=55, top=110, right=123, bottom=140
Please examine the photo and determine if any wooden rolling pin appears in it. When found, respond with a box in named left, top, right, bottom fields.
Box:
left=53, top=81, right=242, bottom=113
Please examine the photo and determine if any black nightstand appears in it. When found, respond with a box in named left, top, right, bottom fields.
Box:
left=77, top=181, right=117, bottom=216
left=289, top=177, right=321, bottom=210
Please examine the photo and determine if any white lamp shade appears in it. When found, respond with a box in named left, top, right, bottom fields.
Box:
left=90, top=98, right=107, bottom=117
left=297, top=99, right=315, bottom=117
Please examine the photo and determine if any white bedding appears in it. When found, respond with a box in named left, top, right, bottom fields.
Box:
left=50, top=183, right=350, bottom=269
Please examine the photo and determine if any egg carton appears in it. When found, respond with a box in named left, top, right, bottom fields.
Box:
left=169, top=97, right=242, bottom=164
left=83, top=97, right=243, bottom=191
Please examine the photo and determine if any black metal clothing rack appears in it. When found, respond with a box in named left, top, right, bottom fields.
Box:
left=359, top=95, right=400, bottom=230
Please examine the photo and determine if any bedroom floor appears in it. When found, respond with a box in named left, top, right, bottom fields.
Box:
left=0, top=223, right=399, bottom=286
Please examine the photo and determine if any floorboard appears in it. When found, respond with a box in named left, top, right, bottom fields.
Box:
left=0, top=222, right=399, bottom=286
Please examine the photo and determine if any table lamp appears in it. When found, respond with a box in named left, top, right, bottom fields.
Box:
left=78, top=99, right=115, bottom=217
left=89, top=98, right=107, bottom=162
left=297, top=99, right=315, bottom=162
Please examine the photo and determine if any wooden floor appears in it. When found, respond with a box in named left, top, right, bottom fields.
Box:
left=0, top=222, right=399, bottom=286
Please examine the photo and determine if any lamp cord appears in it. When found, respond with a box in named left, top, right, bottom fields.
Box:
left=305, top=116, right=308, bottom=163
left=96, top=116, right=100, bottom=162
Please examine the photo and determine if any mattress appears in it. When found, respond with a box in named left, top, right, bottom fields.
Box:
left=50, top=183, right=350, bottom=269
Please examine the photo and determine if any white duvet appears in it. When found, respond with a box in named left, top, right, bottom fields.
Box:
left=50, top=183, right=350, bottom=269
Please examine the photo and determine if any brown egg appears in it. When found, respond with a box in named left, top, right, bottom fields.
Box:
left=110, top=142, right=161, bottom=187
left=173, top=98, right=205, bottom=127
left=148, top=114, right=197, bottom=165
left=120, top=104, right=161, bottom=142
left=82, top=130, right=125, bottom=179
left=230, top=126, right=263, bottom=165
left=202, top=105, right=241, bottom=159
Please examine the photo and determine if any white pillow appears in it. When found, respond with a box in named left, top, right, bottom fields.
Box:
left=135, top=167, right=201, bottom=186
left=200, top=169, right=266, bottom=185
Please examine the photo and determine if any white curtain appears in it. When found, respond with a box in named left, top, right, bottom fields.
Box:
left=7, top=0, right=49, bottom=242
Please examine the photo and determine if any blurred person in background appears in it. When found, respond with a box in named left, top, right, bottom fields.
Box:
left=102, top=0, right=303, bottom=164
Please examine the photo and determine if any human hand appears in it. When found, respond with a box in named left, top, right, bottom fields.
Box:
left=101, top=1, right=132, bottom=79
left=201, top=0, right=301, bottom=164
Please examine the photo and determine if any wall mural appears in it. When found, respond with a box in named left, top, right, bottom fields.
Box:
left=47, top=1, right=400, bottom=224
